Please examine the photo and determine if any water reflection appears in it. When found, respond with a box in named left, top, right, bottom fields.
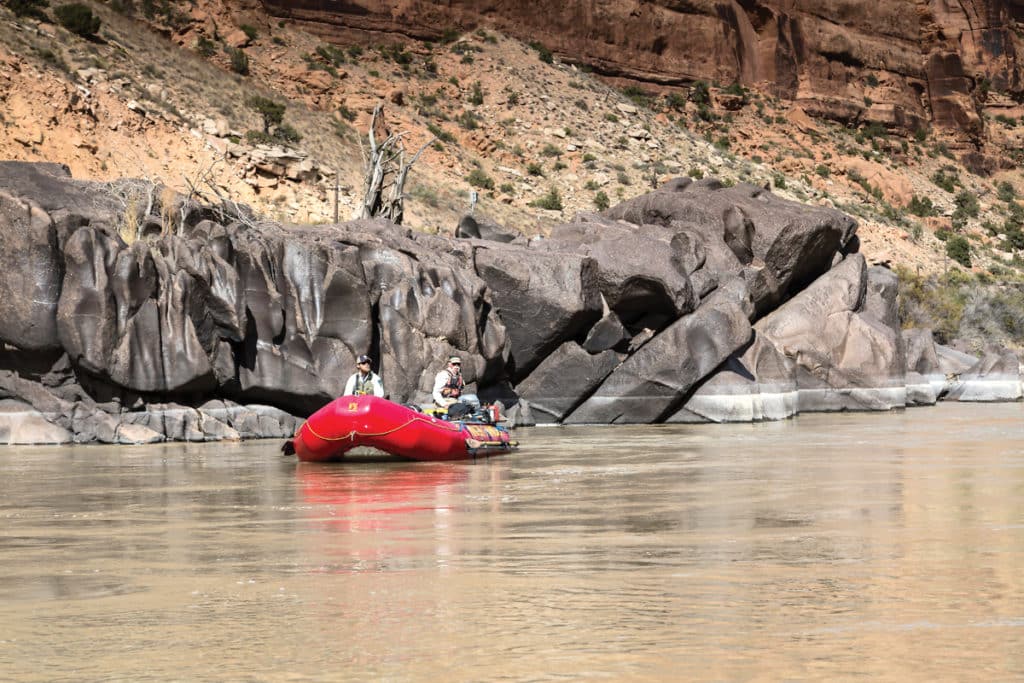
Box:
left=0, top=404, right=1022, bottom=681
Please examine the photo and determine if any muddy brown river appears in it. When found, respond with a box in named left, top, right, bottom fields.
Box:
left=1, top=402, right=1023, bottom=681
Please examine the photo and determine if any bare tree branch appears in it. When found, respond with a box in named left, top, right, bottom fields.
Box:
left=357, top=103, right=435, bottom=224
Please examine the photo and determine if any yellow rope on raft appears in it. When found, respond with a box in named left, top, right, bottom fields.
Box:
left=301, top=413, right=464, bottom=442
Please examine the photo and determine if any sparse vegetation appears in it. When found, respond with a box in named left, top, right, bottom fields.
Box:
left=2, top=0, right=1023, bottom=309
left=226, top=46, right=249, bottom=75
left=998, top=181, right=1016, bottom=202
left=908, top=195, right=936, bottom=217
left=529, top=41, right=553, bottom=64
left=931, top=169, right=958, bottom=193
left=7, top=0, right=49, bottom=20
left=896, top=266, right=967, bottom=343
left=466, top=168, right=494, bottom=190
left=530, top=187, right=563, bottom=211
left=946, top=234, right=971, bottom=267
left=196, top=36, right=217, bottom=58
left=54, top=2, right=100, bottom=37
left=469, top=81, right=484, bottom=106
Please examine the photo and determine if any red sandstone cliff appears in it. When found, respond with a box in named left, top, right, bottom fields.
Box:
left=261, top=0, right=1024, bottom=142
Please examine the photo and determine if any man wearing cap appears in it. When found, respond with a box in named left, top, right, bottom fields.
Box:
left=344, top=355, right=385, bottom=397
left=433, top=355, right=486, bottom=410
left=432, top=356, right=465, bottom=407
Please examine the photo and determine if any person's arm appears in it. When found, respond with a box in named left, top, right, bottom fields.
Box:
left=432, top=371, right=447, bottom=405
left=343, top=374, right=356, bottom=396
left=372, top=373, right=385, bottom=397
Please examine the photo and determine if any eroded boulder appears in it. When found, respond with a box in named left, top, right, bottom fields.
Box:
left=0, top=192, right=62, bottom=350
left=514, top=342, right=622, bottom=423
left=474, top=242, right=600, bottom=380
left=565, top=278, right=754, bottom=423
left=606, top=178, right=858, bottom=316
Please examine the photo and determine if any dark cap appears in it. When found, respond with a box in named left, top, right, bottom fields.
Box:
left=356, top=354, right=371, bottom=364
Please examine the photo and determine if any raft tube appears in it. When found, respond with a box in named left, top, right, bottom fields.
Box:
left=289, top=395, right=516, bottom=462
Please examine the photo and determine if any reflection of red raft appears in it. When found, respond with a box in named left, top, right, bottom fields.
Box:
left=290, top=396, right=517, bottom=462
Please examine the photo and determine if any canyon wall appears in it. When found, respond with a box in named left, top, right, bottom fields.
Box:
left=260, top=0, right=1024, bottom=140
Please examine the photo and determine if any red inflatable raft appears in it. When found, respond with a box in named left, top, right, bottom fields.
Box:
left=288, top=395, right=517, bottom=462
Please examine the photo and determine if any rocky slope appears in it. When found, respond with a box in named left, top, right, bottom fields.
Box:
left=265, top=0, right=1024, bottom=150
left=2, top=0, right=1024, bottom=282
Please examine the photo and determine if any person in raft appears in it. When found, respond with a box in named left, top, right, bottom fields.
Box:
left=432, top=356, right=480, bottom=410
left=344, top=354, right=385, bottom=397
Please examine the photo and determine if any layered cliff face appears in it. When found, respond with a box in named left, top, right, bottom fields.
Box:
left=261, top=0, right=1024, bottom=139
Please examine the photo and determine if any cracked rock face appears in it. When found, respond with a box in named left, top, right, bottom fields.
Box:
left=0, top=162, right=1016, bottom=443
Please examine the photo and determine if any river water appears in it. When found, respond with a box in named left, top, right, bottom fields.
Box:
left=1, top=402, right=1023, bottom=681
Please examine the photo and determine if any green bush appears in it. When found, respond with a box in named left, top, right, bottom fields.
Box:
left=226, top=46, right=249, bottom=75
left=540, top=143, right=561, bottom=158
left=666, top=92, right=687, bottom=111
left=275, top=123, right=301, bottom=144
left=54, top=2, right=100, bottom=36
left=247, top=95, right=285, bottom=133
left=426, top=123, right=455, bottom=144
left=722, top=82, right=747, bottom=97
left=907, top=195, right=936, bottom=217
left=530, top=187, right=563, bottom=211
left=954, top=190, right=980, bottom=218
left=1003, top=223, right=1024, bottom=250
left=690, top=81, right=710, bottom=106
left=946, top=235, right=971, bottom=268
left=338, top=104, right=357, bottom=122
left=998, top=181, right=1016, bottom=202
left=593, top=190, right=610, bottom=211
left=894, top=266, right=966, bottom=343
left=931, top=169, right=958, bottom=192
left=529, top=41, right=552, bottom=63
left=244, top=130, right=274, bottom=145
left=456, top=110, right=479, bottom=130
left=196, top=36, right=217, bottom=57
left=316, top=44, right=346, bottom=66
left=466, top=168, right=494, bottom=190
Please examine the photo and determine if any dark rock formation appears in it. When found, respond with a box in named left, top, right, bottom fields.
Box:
left=455, top=214, right=523, bottom=243
left=473, top=242, right=601, bottom=380
left=514, top=342, right=622, bottom=423
left=564, top=278, right=755, bottom=424
left=0, top=162, right=1018, bottom=444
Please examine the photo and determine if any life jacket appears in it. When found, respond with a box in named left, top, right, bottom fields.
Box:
left=440, top=369, right=465, bottom=398
left=353, top=373, right=375, bottom=396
